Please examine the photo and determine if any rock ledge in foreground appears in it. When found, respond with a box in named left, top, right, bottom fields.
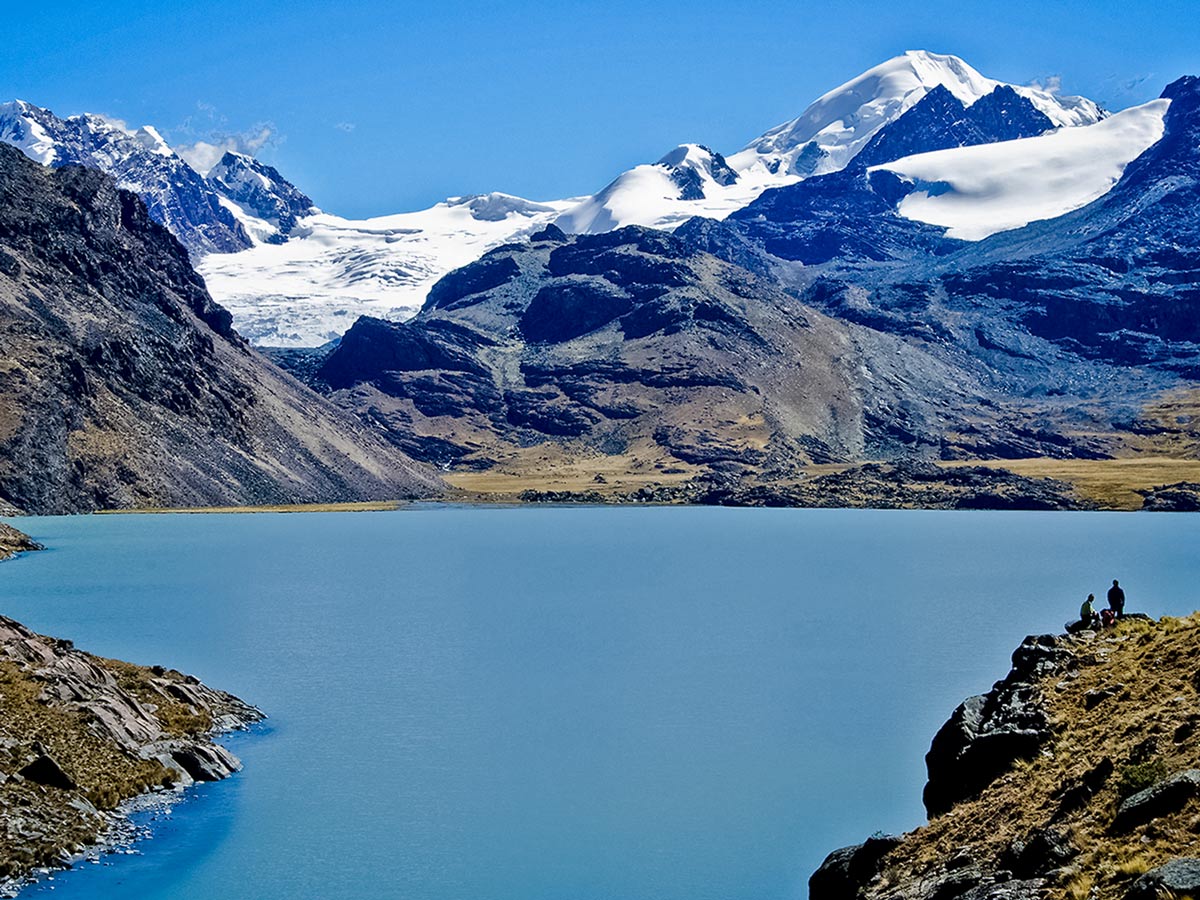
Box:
left=0, top=614, right=262, bottom=885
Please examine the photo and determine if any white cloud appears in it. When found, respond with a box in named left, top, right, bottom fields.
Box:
left=1028, top=74, right=1063, bottom=95
left=175, top=125, right=275, bottom=175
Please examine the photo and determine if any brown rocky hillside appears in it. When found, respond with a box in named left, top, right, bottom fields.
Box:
left=814, top=615, right=1200, bottom=900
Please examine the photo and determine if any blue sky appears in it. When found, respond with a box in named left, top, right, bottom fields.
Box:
left=4, top=0, right=1198, bottom=218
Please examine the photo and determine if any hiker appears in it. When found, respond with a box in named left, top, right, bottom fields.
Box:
left=1078, top=594, right=1100, bottom=630
left=1107, top=579, right=1126, bottom=619
left=1100, top=607, right=1117, bottom=628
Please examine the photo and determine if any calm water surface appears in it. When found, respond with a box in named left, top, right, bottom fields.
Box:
left=3, top=507, right=1199, bottom=900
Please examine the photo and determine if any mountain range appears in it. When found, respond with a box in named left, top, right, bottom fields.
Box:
left=1, top=51, right=1197, bottom=511
left=0, top=51, right=1109, bottom=346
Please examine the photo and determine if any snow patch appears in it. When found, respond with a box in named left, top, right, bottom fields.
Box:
left=872, top=99, right=1169, bottom=240
left=198, top=195, right=577, bottom=346
left=729, top=50, right=1105, bottom=181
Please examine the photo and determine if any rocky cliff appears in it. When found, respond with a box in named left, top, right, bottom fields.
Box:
left=812, top=615, right=1200, bottom=900
left=0, top=612, right=261, bottom=887
left=0, top=143, right=441, bottom=513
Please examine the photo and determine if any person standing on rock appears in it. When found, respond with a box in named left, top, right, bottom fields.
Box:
left=1108, top=580, right=1126, bottom=619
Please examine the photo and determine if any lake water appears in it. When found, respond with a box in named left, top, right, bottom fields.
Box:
left=3, top=507, right=1199, bottom=900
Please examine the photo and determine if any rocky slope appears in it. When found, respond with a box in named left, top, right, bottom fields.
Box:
left=0, top=524, right=41, bottom=562
left=275, top=212, right=1162, bottom=504
left=290, top=223, right=1097, bottom=480
left=0, top=612, right=261, bottom=886
left=0, top=143, right=440, bottom=513
left=812, top=614, right=1200, bottom=900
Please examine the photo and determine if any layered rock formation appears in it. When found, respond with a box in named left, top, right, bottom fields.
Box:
left=0, top=613, right=261, bottom=885
left=0, top=144, right=441, bottom=513
left=0, top=524, right=41, bottom=561
left=811, top=614, right=1200, bottom=900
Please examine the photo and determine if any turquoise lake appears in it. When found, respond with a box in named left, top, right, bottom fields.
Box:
left=3, top=507, right=1200, bottom=900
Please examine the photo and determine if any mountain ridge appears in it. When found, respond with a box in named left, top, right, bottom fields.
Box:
left=0, top=142, right=440, bottom=514
left=0, top=50, right=1116, bottom=347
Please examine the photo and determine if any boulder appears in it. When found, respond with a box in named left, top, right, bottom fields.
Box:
left=924, top=636, right=1072, bottom=816
left=170, top=743, right=242, bottom=782
left=809, top=835, right=902, bottom=900
left=1003, top=826, right=1078, bottom=878
left=1112, top=769, right=1200, bottom=832
left=17, top=754, right=75, bottom=790
left=1052, top=757, right=1114, bottom=818
left=1127, top=858, right=1200, bottom=900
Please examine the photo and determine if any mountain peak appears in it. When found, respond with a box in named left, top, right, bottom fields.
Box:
left=205, top=151, right=316, bottom=243
left=727, top=51, right=1104, bottom=180
left=0, top=99, right=253, bottom=255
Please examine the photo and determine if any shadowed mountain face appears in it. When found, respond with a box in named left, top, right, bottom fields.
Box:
left=268, top=79, right=1200, bottom=487
left=282, top=221, right=1161, bottom=477
left=0, top=145, right=440, bottom=513
left=205, top=151, right=316, bottom=242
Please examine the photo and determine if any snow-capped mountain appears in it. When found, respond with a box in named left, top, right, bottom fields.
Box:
left=206, top=151, right=317, bottom=244
left=0, top=51, right=1123, bottom=346
left=871, top=98, right=1170, bottom=239
left=555, top=144, right=759, bottom=234
left=195, top=192, right=576, bottom=345
left=555, top=51, right=1107, bottom=236
left=0, top=100, right=253, bottom=256
left=729, top=50, right=1104, bottom=179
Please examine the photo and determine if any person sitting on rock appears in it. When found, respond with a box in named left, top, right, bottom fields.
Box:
left=1100, top=607, right=1117, bottom=628
left=1074, top=594, right=1100, bottom=631
left=1107, top=579, right=1126, bottom=619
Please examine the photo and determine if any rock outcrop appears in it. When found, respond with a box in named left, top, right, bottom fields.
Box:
left=924, top=635, right=1074, bottom=816
left=0, top=143, right=441, bottom=512
left=809, top=614, right=1200, bottom=900
left=0, top=523, right=42, bottom=561
left=1137, top=482, right=1200, bottom=512
left=0, top=614, right=261, bottom=885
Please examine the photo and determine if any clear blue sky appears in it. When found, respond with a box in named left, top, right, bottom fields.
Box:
left=5, top=0, right=1198, bottom=218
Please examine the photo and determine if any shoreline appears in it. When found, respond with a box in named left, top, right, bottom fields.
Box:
left=0, top=724, right=266, bottom=899
left=27, top=457, right=1198, bottom=515
left=0, top=605, right=264, bottom=891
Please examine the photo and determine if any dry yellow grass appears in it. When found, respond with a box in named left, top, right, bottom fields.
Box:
left=98, top=500, right=404, bottom=514
left=942, top=458, right=1200, bottom=510
left=873, top=614, right=1200, bottom=900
